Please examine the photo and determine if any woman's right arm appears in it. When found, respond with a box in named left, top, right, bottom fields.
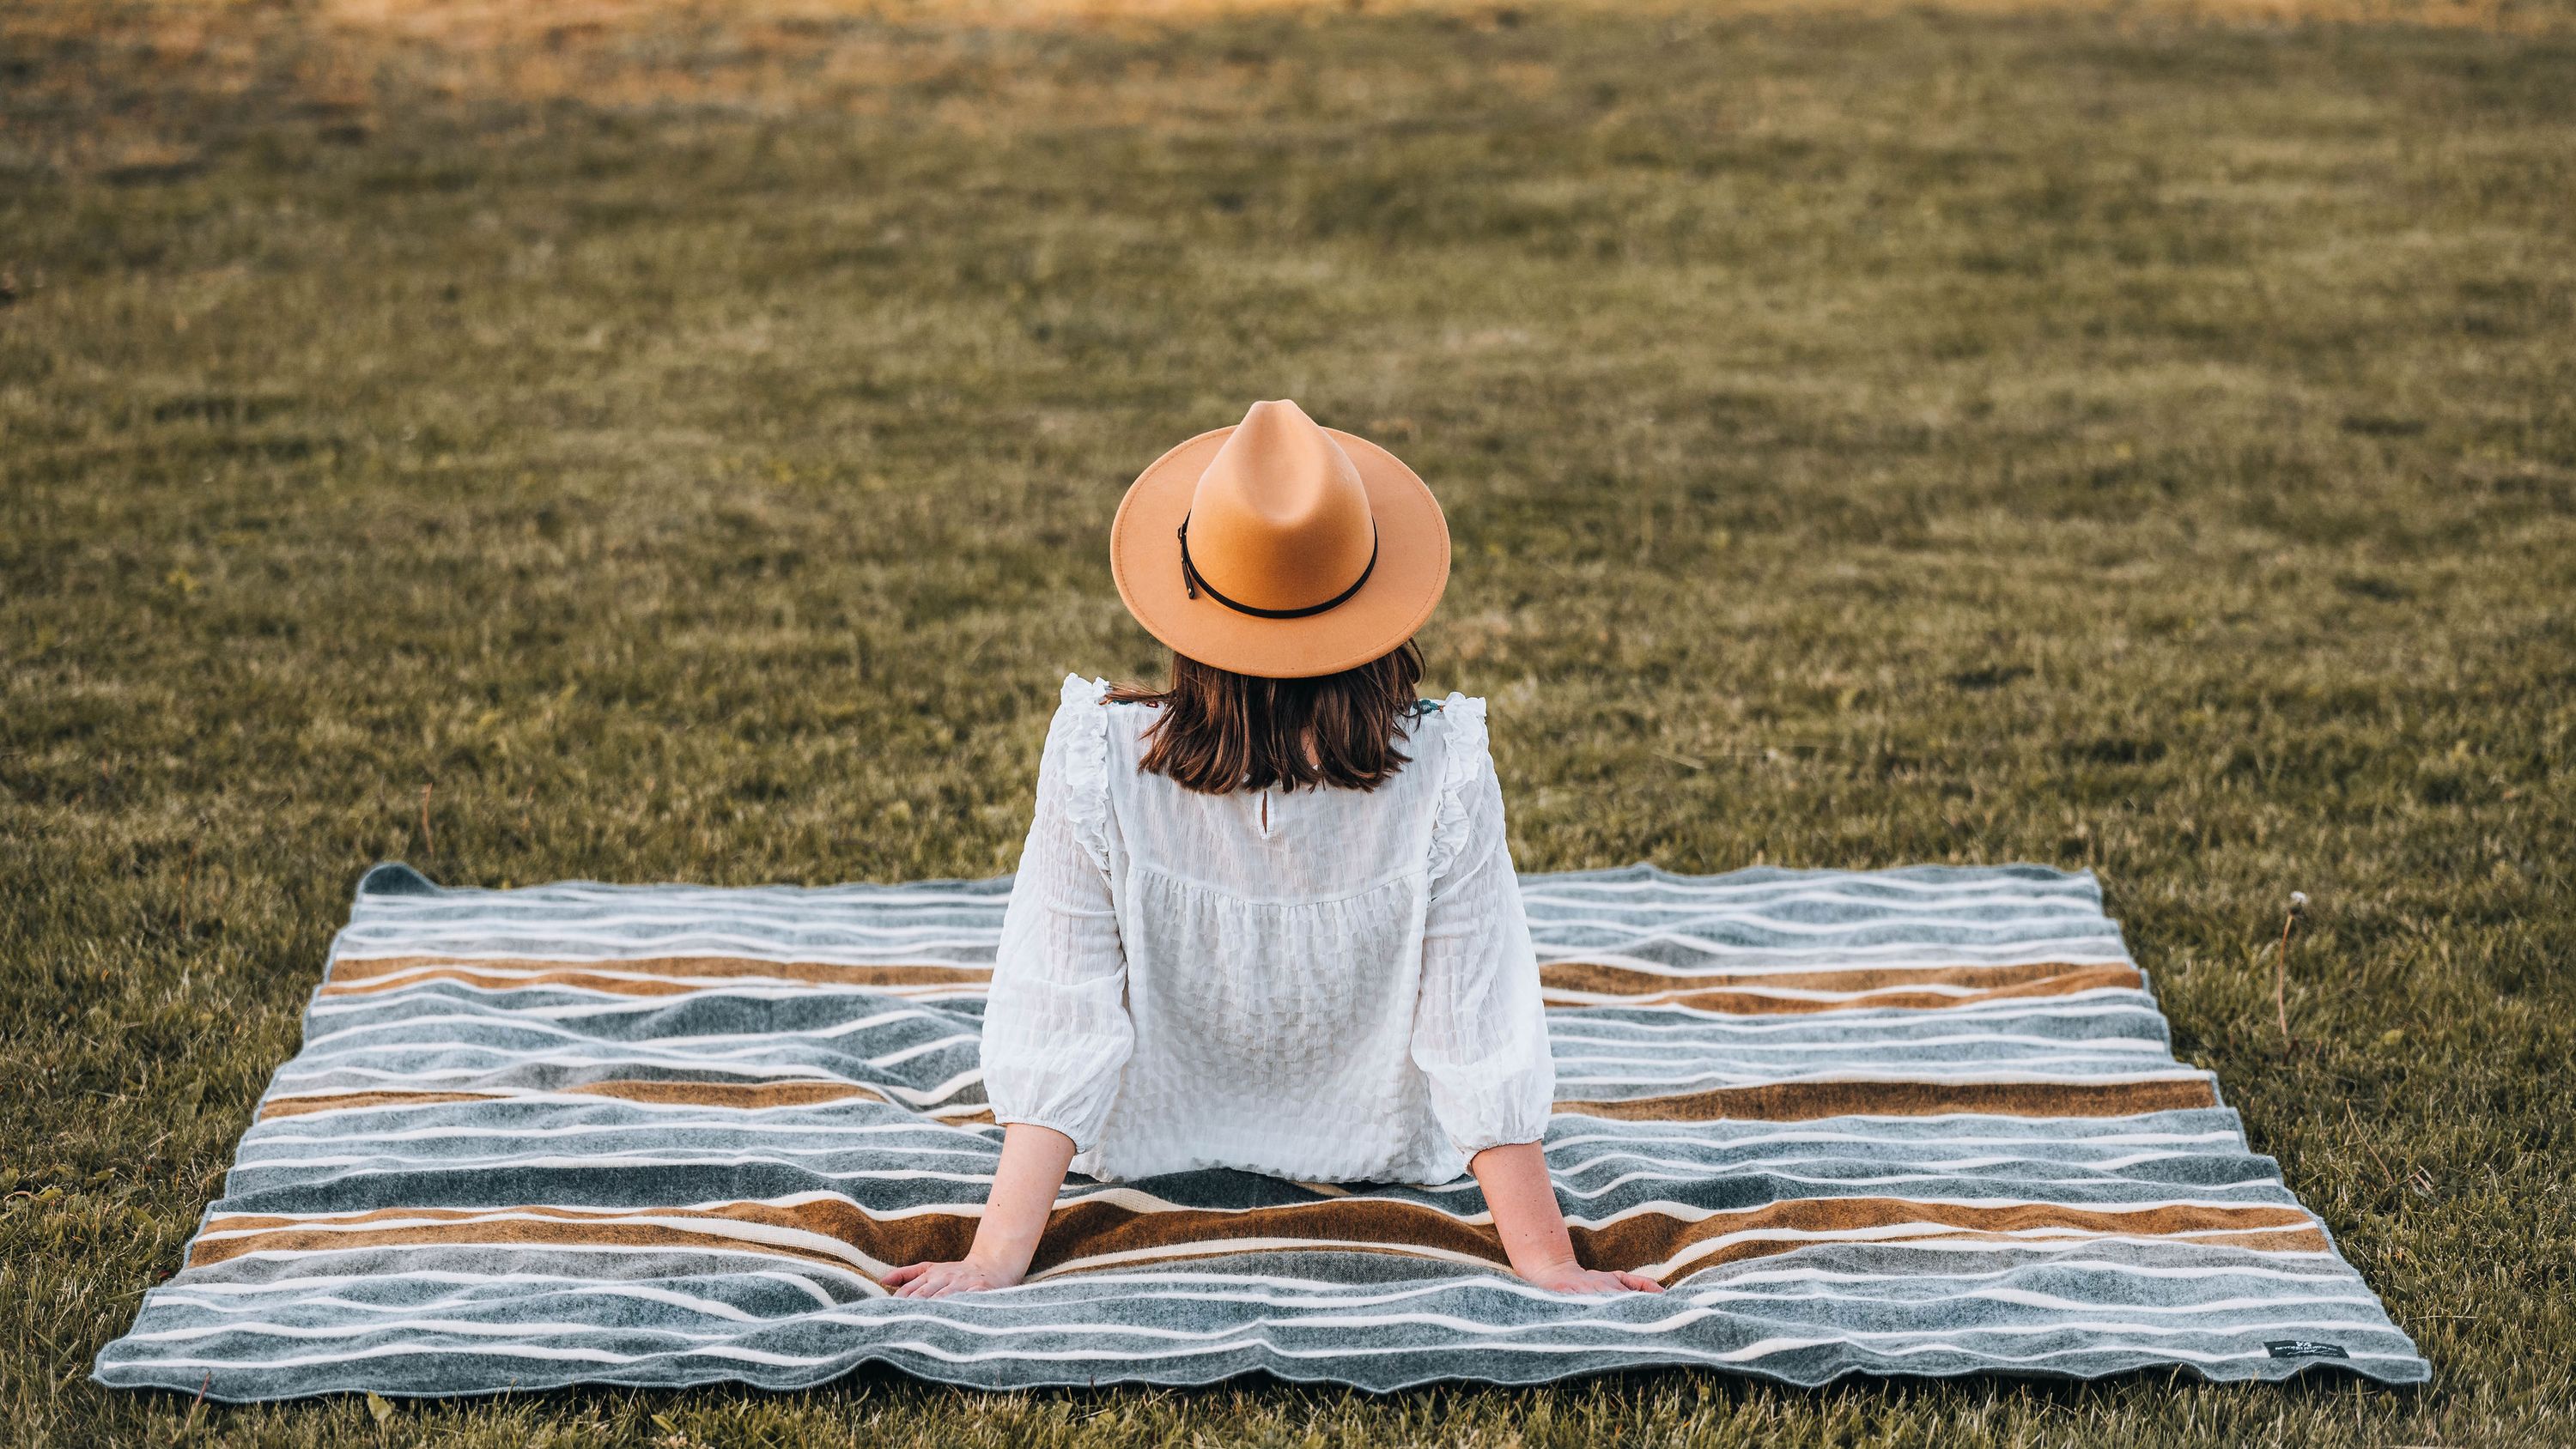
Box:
left=888, top=682, right=1130, bottom=1296
left=1470, top=1142, right=1662, bottom=1294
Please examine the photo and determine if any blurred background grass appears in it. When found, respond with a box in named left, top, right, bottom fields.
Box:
left=3, top=0, right=2573, bottom=1444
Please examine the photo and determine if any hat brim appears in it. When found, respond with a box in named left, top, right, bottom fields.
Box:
left=1110, top=425, right=1450, bottom=680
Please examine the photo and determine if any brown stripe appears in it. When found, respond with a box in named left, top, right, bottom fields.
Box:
left=191, top=1194, right=2317, bottom=1284
left=256, top=1077, right=2207, bottom=1125
left=1544, top=965, right=2145, bottom=1014
left=188, top=1222, right=877, bottom=1272
left=323, top=955, right=992, bottom=991
left=191, top=1197, right=981, bottom=1272
left=1025, top=1195, right=2310, bottom=1281
left=258, top=1090, right=506, bottom=1119
left=560, top=1079, right=989, bottom=1119
left=205, top=1199, right=885, bottom=1232
left=1540, top=960, right=2135, bottom=997
left=562, top=1079, right=889, bottom=1109
left=565, top=1078, right=995, bottom=1118
left=1558, top=1076, right=2219, bottom=1121
left=255, top=1079, right=1003, bottom=1120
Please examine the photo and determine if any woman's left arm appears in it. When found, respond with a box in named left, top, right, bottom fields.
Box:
left=1415, top=727, right=1659, bottom=1294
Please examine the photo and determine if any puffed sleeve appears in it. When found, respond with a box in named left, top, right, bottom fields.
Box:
left=980, top=676, right=1133, bottom=1151
left=1410, top=698, right=1555, bottom=1157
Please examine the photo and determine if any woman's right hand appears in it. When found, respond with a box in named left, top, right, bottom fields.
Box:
left=1467, top=1142, right=1665, bottom=1296
left=1515, top=1260, right=1664, bottom=1295
left=883, top=1258, right=1023, bottom=1299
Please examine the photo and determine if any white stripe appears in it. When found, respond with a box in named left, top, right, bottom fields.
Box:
left=1522, top=888, right=2102, bottom=915
left=1702, top=1259, right=2371, bottom=1288
left=1544, top=1028, right=2167, bottom=1052
left=1551, top=1057, right=2176, bottom=1085
left=1473, top=1164, right=2281, bottom=1199
left=1648, top=1228, right=2324, bottom=1278
left=354, top=895, right=995, bottom=915
left=248, top=1119, right=993, bottom=1146
left=1551, top=987, right=2161, bottom=1024
left=1544, top=1000, right=2169, bottom=1031
left=1521, top=871, right=2098, bottom=901
left=1541, top=978, right=2128, bottom=1005
left=1540, top=1125, right=2241, bottom=1153
left=1556, top=1068, right=2212, bottom=1096
left=224, top=1156, right=1009, bottom=1184
left=344, top=911, right=1004, bottom=936
left=1534, top=939, right=2130, bottom=967
left=157, top=1268, right=842, bottom=1307
left=331, top=930, right=1011, bottom=956
left=173, top=1242, right=884, bottom=1278
left=1687, top=1287, right=2386, bottom=1315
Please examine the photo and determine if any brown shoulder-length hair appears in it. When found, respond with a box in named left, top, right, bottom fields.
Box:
left=1105, top=642, right=1425, bottom=794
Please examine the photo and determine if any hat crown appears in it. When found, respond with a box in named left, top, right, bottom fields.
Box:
left=1183, top=400, right=1377, bottom=614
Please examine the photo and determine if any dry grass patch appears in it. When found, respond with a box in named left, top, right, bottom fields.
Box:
left=3, top=0, right=2573, bottom=1444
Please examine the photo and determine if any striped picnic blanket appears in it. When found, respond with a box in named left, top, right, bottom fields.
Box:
left=96, top=862, right=2426, bottom=1398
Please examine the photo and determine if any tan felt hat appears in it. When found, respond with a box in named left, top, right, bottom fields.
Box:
left=1111, top=400, right=1450, bottom=680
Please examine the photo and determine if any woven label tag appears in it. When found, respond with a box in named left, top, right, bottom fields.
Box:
left=2265, top=1340, right=2351, bottom=1361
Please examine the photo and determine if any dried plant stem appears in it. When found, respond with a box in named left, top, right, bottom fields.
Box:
left=2277, top=890, right=2318, bottom=1050
left=177, top=840, right=197, bottom=941
left=420, top=783, right=437, bottom=859
left=2275, top=892, right=2306, bottom=1046
left=2276, top=914, right=2293, bottom=1045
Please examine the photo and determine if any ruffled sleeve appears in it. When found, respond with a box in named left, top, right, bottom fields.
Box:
left=1048, top=674, right=1113, bottom=870
left=980, top=675, right=1133, bottom=1151
left=1423, top=694, right=1487, bottom=884
left=1410, top=698, right=1556, bottom=1157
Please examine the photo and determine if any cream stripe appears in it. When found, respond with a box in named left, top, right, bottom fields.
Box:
left=1643, top=1224, right=2324, bottom=1279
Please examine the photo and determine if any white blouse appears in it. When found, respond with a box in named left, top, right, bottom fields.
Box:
left=981, top=674, right=1555, bottom=1185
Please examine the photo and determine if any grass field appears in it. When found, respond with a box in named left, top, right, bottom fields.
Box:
left=3, top=0, right=2573, bottom=1443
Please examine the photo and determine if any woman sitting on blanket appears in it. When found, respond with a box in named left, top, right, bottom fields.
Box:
left=887, top=402, right=1660, bottom=1300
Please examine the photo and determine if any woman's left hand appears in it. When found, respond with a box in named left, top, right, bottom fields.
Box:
left=884, top=1258, right=1021, bottom=1299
